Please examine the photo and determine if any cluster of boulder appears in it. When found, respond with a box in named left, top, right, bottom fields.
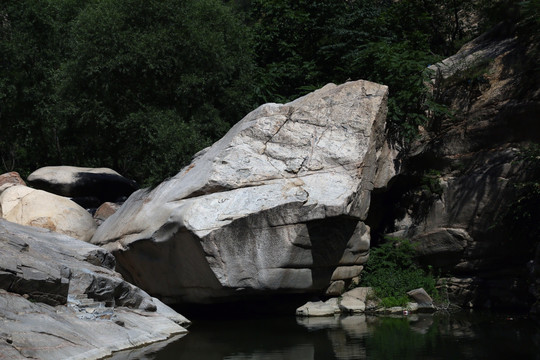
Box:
left=296, top=287, right=435, bottom=317
left=0, top=167, right=134, bottom=242
left=0, top=168, right=190, bottom=359
left=0, top=79, right=397, bottom=358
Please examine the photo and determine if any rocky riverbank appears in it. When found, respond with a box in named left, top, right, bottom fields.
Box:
left=0, top=22, right=538, bottom=356
left=0, top=219, right=189, bottom=359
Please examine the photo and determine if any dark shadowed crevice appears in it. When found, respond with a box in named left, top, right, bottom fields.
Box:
left=306, top=217, right=358, bottom=289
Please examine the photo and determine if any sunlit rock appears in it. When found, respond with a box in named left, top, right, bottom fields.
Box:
left=0, top=185, right=97, bottom=242
left=0, top=219, right=188, bottom=359
left=92, top=80, right=393, bottom=303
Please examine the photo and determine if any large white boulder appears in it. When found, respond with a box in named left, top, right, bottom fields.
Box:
left=0, top=185, right=97, bottom=242
left=92, top=80, right=393, bottom=303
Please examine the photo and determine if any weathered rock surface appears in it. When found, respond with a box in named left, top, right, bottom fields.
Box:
left=407, top=288, right=433, bottom=307
left=94, top=201, right=121, bottom=226
left=407, top=288, right=436, bottom=312
left=297, top=314, right=371, bottom=359
left=0, top=185, right=97, bottom=242
left=0, top=219, right=189, bottom=359
left=0, top=290, right=187, bottom=360
left=0, top=171, right=25, bottom=194
left=92, top=80, right=392, bottom=303
left=296, top=287, right=376, bottom=317
left=296, top=299, right=340, bottom=317
left=374, top=24, right=540, bottom=310
left=27, top=166, right=138, bottom=208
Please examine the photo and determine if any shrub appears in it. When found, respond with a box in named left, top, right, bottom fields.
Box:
left=361, top=237, right=437, bottom=307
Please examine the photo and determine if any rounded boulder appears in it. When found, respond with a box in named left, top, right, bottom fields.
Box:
left=0, top=185, right=97, bottom=242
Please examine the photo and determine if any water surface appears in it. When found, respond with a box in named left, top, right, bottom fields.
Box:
left=110, top=311, right=540, bottom=360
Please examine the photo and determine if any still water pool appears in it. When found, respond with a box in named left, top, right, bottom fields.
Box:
left=110, top=311, right=540, bottom=360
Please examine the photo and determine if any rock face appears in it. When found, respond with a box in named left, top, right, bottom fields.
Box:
left=0, top=219, right=146, bottom=308
left=27, top=166, right=138, bottom=208
left=0, top=219, right=189, bottom=359
left=94, top=201, right=121, bottom=226
left=373, top=24, right=540, bottom=310
left=0, top=171, right=26, bottom=193
left=0, top=185, right=97, bottom=242
left=92, top=80, right=393, bottom=303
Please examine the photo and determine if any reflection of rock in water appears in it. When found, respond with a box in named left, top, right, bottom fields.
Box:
left=297, top=315, right=370, bottom=359
left=107, top=334, right=187, bottom=360
left=327, top=316, right=369, bottom=359
left=327, top=330, right=366, bottom=359
left=408, top=314, right=434, bottom=335
left=224, top=345, right=314, bottom=360
left=297, top=314, right=439, bottom=359
left=437, top=313, right=477, bottom=339
left=296, top=314, right=342, bottom=330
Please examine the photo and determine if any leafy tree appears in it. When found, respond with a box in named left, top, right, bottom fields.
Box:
left=2, top=0, right=537, bottom=185
left=53, top=0, right=255, bottom=185
left=0, top=0, right=84, bottom=175
left=1, top=0, right=255, bottom=185
left=240, top=0, right=476, bottom=143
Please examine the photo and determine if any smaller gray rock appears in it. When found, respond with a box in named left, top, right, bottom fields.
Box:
left=407, top=288, right=433, bottom=306
left=296, top=299, right=340, bottom=317
left=338, top=287, right=374, bottom=313
left=94, top=202, right=121, bottom=225
left=339, top=296, right=366, bottom=313
left=342, top=287, right=374, bottom=302
left=407, top=288, right=436, bottom=313
left=326, top=280, right=345, bottom=296
left=0, top=185, right=97, bottom=242
left=331, top=265, right=364, bottom=281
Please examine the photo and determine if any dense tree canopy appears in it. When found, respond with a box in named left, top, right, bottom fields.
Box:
left=0, top=0, right=535, bottom=185
left=1, top=0, right=255, bottom=185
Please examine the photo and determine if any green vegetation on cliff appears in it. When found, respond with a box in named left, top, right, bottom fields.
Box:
left=361, top=237, right=437, bottom=307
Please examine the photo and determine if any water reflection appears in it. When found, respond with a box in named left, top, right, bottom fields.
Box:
left=135, top=312, right=540, bottom=360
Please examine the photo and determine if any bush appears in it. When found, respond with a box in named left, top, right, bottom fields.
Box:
left=361, top=237, right=437, bottom=306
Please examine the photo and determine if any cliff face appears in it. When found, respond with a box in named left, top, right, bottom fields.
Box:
left=371, top=23, right=540, bottom=310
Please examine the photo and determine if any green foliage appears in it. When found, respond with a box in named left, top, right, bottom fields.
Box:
left=242, top=0, right=465, bottom=144
left=379, top=295, right=411, bottom=308
left=0, top=0, right=83, bottom=176
left=1, top=0, right=255, bottom=185
left=52, top=0, right=254, bottom=185
left=347, top=40, right=437, bottom=142
left=2, top=0, right=536, bottom=185
left=362, top=237, right=437, bottom=307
